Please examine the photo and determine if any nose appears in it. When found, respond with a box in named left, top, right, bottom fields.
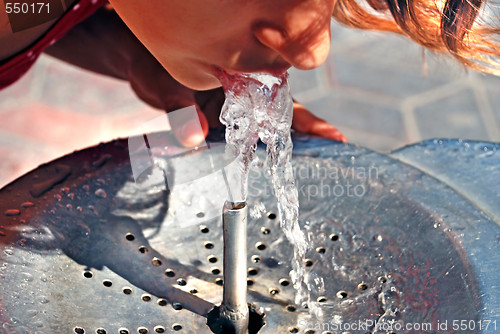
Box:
left=252, top=10, right=332, bottom=70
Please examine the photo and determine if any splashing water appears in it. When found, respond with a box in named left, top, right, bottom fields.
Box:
left=217, top=70, right=319, bottom=311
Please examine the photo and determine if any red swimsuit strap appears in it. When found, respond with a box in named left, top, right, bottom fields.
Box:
left=0, top=0, right=108, bottom=89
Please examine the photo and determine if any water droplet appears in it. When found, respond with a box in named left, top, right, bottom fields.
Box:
left=94, top=189, right=107, bottom=198
left=91, top=154, right=112, bottom=168
left=4, top=209, right=20, bottom=217
left=22, top=272, right=34, bottom=282
left=67, top=193, right=75, bottom=200
left=54, top=194, right=62, bottom=201
left=29, top=164, right=72, bottom=197
left=21, top=202, right=34, bottom=208
left=4, top=248, right=14, bottom=256
left=433, top=222, right=441, bottom=229
left=33, top=321, right=44, bottom=328
left=37, top=296, right=49, bottom=304
left=26, top=309, right=39, bottom=317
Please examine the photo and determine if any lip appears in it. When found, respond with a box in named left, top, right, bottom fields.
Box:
left=217, top=62, right=292, bottom=77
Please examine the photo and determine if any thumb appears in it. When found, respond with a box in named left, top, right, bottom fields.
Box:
left=172, top=109, right=209, bottom=148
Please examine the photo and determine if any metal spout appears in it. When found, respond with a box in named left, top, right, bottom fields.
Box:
left=220, top=201, right=249, bottom=333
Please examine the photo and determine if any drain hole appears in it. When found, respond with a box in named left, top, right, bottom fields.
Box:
left=74, top=328, right=85, bottom=334
left=286, top=305, right=296, bottom=312
left=323, top=332, right=334, bottom=334
left=139, top=246, right=148, bottom=254
left=316, top=247, right=326, bottom=254
left=378, top=276, right=387, bottom=283
left=152, top=257, right=162, bottom=266
left=305, top=330, right=316, bottom=334
left=358, top=283, right=368, bottom=290
left=269, top=288, right=279, bottom=296
left=336, top=291, right=348, bottom=299
left=248, top=268, right=259, bottom=276
left=177, top=278, right=187, bottom=286
left=137, top=327, right=148, bottom=334
left=172, top=303, right=183, bottom=310
left=260, top=227, right=270, bottom=235
left=251, top=255, right=261, bottom=263
left=215, top=278, right=224, bottom=286
left=196, top=212, right=205, bottom=218
left=208, top=255, right=218, bottom=263
left=279, top=278, right=290, bottom=286
left=204, top=241, right=214, bottom=249
left=190, top=289, right=198, bottom=294
left=142, top=294, right=152, bottom=302
left=211, top=267, right=221, bottom=275
left=288, top=327, right=299, bottom=333
left=247, top=279, right=254, bottom=286
left=118, top=328, right=129, bottom=334
left=200, top=226, right=209, bottom=233
left=83, top=271, right=93, bottom=278
left=164, top=269, right=175, bottom=277
left=172, top=324, right=182, bottom=331
left=154, top=326, right=165, bottom=333
left=304, top=259, right=314, bottom=267
left=96, top=329, right=106, bottom=334
left=123, top=287, right=133, bottom=295
left=317, top=296, right=328, bottom=303
left=330, top=234, right=339, bottom=241
left=158, top=299, right=167, bottom=306
left=255, top=242, right=267, bottom=251
left=102, top=280, right=112, bottom=287
left=125, top=233, right=135, bottom=241
left=267, top=212, right=277, bottom=219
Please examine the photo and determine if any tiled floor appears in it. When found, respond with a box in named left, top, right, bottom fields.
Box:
left=1, top=22, right=500, bottom=188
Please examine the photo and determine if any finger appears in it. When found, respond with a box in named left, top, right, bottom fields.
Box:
left=172, top=110, right=210, bottom=148
left=292, top=102, right=348, bottom=142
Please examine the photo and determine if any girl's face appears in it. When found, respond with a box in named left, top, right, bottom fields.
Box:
left=109, top=0, right=335, bottom=90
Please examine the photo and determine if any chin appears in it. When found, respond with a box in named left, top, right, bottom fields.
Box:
left=169, top=67, right=222, bottom=91
left=184, top=77, right=222, bottom=91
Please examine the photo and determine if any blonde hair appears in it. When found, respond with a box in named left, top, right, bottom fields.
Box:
left=332, top=0, right=500, bottom=74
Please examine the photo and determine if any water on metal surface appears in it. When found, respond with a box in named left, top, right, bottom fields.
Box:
left=0, top=134, right=497, bottom=334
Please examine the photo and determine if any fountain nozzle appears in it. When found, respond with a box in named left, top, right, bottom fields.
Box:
left=208, top=201, right=249, bottom=333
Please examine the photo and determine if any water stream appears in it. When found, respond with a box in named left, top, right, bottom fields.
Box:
left=217, top=70, right=323, bottom=314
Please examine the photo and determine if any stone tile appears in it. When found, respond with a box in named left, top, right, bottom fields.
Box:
left=335, top=126, right=408, bottom=153
left=0, top=132, right=53, bottom=188
left=414, top=89, right=490, bottom=141
left=289, top=67, right=320, bottom=97
left=328, top=55, right=454, bottom=99
left=0, top=65, right=38, bottom=111
left=0, top=103, right=105, bottom=152
left=304, top=91, right=406, bottom=140
left=36, top=56, right=145, bottom=115
left=482, top=78, right=500, bottom=132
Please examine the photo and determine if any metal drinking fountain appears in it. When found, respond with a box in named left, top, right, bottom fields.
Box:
left=0, top=132, right=498, bottom=334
